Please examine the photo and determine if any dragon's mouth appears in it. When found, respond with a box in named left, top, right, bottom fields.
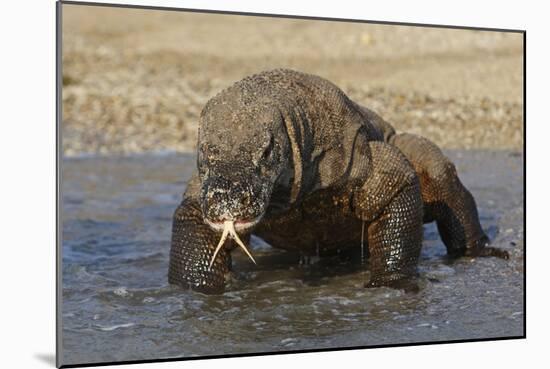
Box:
left=205, top=217, right=261, bottom=232
left=205, top=220, right=258, bottom=270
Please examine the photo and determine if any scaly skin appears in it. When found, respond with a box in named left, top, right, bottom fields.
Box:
left=168, top=69, right=508, bottom=294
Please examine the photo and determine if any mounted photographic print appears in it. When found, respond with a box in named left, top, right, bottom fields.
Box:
left=57, top=1, right=525, bottom=367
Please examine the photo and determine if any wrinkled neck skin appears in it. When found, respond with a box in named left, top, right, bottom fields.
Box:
left=267, top=105, right=373, bottom=214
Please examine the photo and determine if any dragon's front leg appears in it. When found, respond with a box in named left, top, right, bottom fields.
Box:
left=169, top=197, right=232, bottom=294
left=353, top=142, right=424, bottom=289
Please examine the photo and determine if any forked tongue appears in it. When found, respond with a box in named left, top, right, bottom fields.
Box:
left=208, top=220, right=257, bottom=270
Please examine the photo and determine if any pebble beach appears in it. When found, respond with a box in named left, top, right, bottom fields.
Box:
left=61, top=5, right=524, bottom=156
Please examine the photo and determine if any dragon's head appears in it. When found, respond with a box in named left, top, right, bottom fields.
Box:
left=197, top=91, right=292, bottom=238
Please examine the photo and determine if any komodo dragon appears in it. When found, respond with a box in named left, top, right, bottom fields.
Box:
left=168, top=69, right=508, bottom=294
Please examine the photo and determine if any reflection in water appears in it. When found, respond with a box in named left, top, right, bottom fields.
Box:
left=61, top=151, right=524, bottom=365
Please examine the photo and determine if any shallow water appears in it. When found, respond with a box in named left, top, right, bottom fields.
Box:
left=61, top=150, right=524, bottom=366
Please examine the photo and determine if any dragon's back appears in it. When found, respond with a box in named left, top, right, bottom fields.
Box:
left=206, top=68, right=386, bottom=144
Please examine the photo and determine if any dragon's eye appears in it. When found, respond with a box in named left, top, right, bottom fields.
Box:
left=261, top=146, right=272, bottom=160
left=260, top=135, right=275, bottom=161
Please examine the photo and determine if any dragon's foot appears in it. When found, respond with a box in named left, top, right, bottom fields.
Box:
left=453, top=235, right=510, bottom=260
left=365, top=276, right=420, bottom=293
left=464, top=245, right=510, bottom=260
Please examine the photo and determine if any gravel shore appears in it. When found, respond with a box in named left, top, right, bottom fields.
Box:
left=61, top=5, right=523, bottom=156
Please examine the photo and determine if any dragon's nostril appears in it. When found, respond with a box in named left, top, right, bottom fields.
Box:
left=240, top=195, right=251, bottom=207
